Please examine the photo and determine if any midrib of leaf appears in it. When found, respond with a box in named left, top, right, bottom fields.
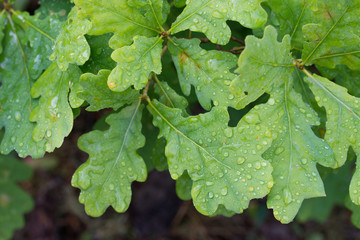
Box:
left=7, top=13, right=32, bottom=109
left=284, top=80, right=294, bottom=191
left=91, top=1, right=161, bottom=34
left=302, top=5, right=349, bottom=65
left=311, top=50, right=360, bottom=60
left=303, top=68, right=360, bottom=122
left=249, top=57, right=295, bottom=68
left=140, top=36, right=163, bottom=59
left=10, top=9, right=54, bottom=41
left=98, top=99, right=142, bottom=195
left=148, top=0, right=164, bottom=32
left=169, top=0, right=216, bottom=33
left=290, top=3, right=306, bottom=40
left=154, top=75, right=175, bottom=108
left=147, top=98, right=232, bottom=169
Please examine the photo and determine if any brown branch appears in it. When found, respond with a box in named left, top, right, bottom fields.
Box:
left=231, top=35, right=245, bottom=45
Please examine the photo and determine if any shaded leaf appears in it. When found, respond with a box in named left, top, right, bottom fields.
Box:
left=301, top=1, right=360, bottom=70
left=72, top=101, right=147, bottom=217
left=176, top=171, right=192, bottom=201
left=0, top=12, right=63, bottom=158
left=0, top=13, right=5, bottom=54
left=148, top=101, right=273, bottom=215
left=108, top=36, right=163, bottom=92
left=170, top=0, right=267, bottom=45
left=168, top=37, right=240, bottom=110
left=0, top=155, right=33, bottom=240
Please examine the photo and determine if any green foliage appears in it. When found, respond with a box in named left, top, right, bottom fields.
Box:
left=2, top=0, right=360, bottom=236
left=0, top=155, right=33, bottom=240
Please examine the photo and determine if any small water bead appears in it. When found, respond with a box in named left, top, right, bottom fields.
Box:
left=208, top=192, right=214, bottom=198
left=221, top=187, right=228, bottom=196
left=46, top=130, right=52, bottom=138
left=14, top=112, right=21, bottom=121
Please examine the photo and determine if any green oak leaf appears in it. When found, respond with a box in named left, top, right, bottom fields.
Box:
left=29, top=62, right=82, bottom=153
left=304, top=72, right=360, bottom=205
left=265, top=0, right=324, bottom=50
left=0, top=12, right=63, bottom=158
left=108, top=36, right=163, bottom=92
left=229, top=25, right=335, bottom=222
left=297, top=161, right=352, bottom=223
left=0, top=13, right=5, bottom=54
left=231, top=26, right=294, bottom=109
left=72, top=101, right=147, bottom=217
left=148, top=101, right=274, bottom=215
left=0, top=155, right=33, bottom=240
left=170, top=0, right=268, bottom=45
left=36, top=0, right=74, bottom=20
left=78, top=70, right=141, bottom=112
left=168, top=37, right=240, bottom=110
left=154, top=80, right=188, bottom=114
left=50, top=7, right=92, bottom=71
left=253, top=84, right=335, bottom=223
left=174, top=0, right=186, bottom=8
left=346, top=196, right=360, bottom=229
left=73, top=0, right=169, bottom=49
left=301, top=0, right=360, bottom=69
left=317, top=65, right=360, bottom=98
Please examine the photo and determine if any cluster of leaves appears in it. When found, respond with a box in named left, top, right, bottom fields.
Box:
left=1, top=0, right=360, bottom=236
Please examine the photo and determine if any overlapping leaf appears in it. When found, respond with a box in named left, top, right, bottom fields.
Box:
left=73, top=0, right=169, bottom=49
left=29, top=62, right=82, bottom=153
left=108, top=36, right=163, bottom=92
left=231, top=26, right=294, bottom=108
left=170, top=0, right=267, bottom=45
left=260, top=86, right=334, bottom=223
left=50, top=7, right=92, bottom=71
left=0, top=155, right=33, bottom=240
left=0, top=13, right=5, bottom=54
left=148, top=101, right=274, bottom=215
left=301, top=0, right=360, bottom=69
left=78, top=70, right=140, bottom=111
left=304, top=73, right=360, bottom=205
left=230, top=25, right=335, bottom=223
left=72, top=101, right=147, bottom=217
left=168, top=37, right=240, bottom=110
left=0, top=12, right=63, bottom=158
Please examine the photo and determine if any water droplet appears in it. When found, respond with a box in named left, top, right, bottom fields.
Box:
left=109, top=184, right=114, bottom=190
left=208, top=192, right=214, bottom=198
left=283, top=187, right=292, bottom=205
left=275, top=147, right=284, bottom=155
left=224, top=128, right=233, bottom=138
left=268, top=98, right=275, bottom=105
left=46, top=130, right=52, bottom=138
left=221, top=187, right=228, bottom=196
left=14, top=112, right=21, bottom=121
left=237, top=157, right=245, bottom=165
left=244, top=113, right=260, bottom=124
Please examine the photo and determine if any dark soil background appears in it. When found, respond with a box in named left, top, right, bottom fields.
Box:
left=9, top=0, right=360, bottom=239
